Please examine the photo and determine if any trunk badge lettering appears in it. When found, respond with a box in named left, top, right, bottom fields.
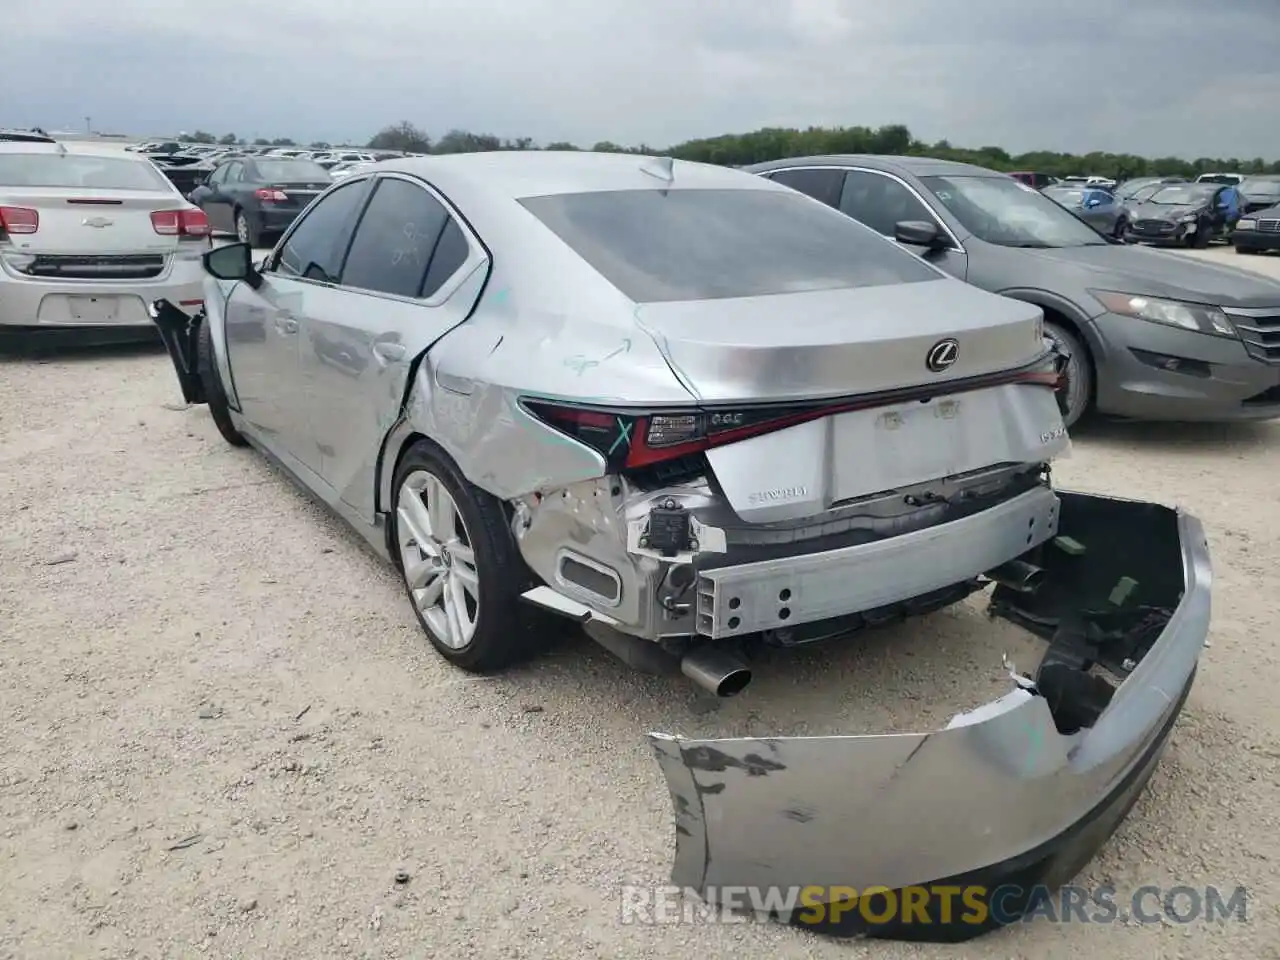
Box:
left=926, top=338, right=959, bottom=372
left=82, top=216, right=113, bottom=228
left=747, top=485, right=808, bottom=506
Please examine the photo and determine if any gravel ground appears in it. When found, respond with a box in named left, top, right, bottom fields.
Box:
left=3, top=247, right=1280, bottom=959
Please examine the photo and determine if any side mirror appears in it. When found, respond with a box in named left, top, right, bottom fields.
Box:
left=203, top=241, right=262, bottom=288
left=894, top=220, right=947, bottom=250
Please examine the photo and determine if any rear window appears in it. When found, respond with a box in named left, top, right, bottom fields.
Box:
left=254, top=159, right=331, bottom=182
left=0, top=153, right=172, bottom=191
left=519, top=188, right=940, bottom=303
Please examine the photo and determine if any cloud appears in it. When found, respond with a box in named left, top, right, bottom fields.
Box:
left=4, top=0, right=1279, bottom=158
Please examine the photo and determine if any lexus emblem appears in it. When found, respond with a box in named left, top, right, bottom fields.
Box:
left=81, top=216, right=113, bottom=228
left=926, top=338, right=959, bottom=372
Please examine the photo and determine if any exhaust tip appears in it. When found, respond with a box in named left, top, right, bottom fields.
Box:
left=715, top=668, right=753, bottom=698
left=985, top=559, right=1046, bottom=593
left=680, top=647, right=753, bottom=697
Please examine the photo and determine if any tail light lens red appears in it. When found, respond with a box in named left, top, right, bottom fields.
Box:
left=255, top=188, right=288, bottom=202
left=521, top=361, right=1063, bottom=472
left=0, top=206, right=39, bottom=235
left=151, top=208, right=210, bottom=238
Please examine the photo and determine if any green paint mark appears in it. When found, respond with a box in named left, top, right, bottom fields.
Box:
left=1108, top=576, right=1138, bottom=607
left=607, top=418, right=633, bottom=455
left=1053, top=535, right=1087, bottom=556
left=564, top=355, right=599, bottom=376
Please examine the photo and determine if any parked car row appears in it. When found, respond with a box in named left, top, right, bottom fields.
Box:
left=1035, top=171, right=1280, bottom=257
left=143, top=151, right=1212, bottom=940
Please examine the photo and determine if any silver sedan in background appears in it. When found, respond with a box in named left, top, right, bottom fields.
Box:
left=0, top=141, right=208, bottom=344
left=1041, top=183, right=1128, bottom=237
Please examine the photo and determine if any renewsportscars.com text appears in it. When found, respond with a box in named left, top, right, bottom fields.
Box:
left=619, top=883, right=1249, bottom=927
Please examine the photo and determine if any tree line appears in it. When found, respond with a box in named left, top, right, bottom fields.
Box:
left=183, top=122, right=1280, bottom=179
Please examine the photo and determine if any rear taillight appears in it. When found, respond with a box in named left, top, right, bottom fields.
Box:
left=255, top=188, right=288, bottom=202
left=0, top=206, right=39, bottom=235
left=521, top=361, right=1063, bottom=471
left=151, top=208, right=210, bottom=238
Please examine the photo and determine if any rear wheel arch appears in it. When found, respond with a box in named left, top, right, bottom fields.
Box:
left=383, top=430, right=441, bottom=559
left=389, top=436, right=543, bottom=671
left=996, top=290, right=1098, bottom=427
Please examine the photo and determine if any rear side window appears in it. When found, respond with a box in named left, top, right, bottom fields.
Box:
left=838, top=170, right=938, bottom=236
left=520, top=188, right=940, bottom=303
left=340, top=178, right=451, bottom=298
left=766, top=168, right=844, bottom=207
left=0, top=154, right=171, bottom=191
left=421, top=219, right=470, bottom=298
left=255, top=159, right=331, bottom=183
left=276, top=179, right=370, bottom=283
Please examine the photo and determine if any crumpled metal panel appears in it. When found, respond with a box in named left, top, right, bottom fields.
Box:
left=650, top=494, right=1211, bottom=932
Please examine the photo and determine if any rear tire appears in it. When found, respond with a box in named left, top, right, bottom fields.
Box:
left=1235, top=244, right=1257, bottom=255
left=391, top=440, right=542, bottom=673
left=1113, top=217, right=1128, bottom=239
left=234, top=208, right=259, bottom=247
left=197, top=316, right=247, bottom=447
left=1043, top=320, right=1093, bottom=429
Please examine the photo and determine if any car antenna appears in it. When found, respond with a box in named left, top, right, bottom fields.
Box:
left=639, top=156, right=675, bottom=183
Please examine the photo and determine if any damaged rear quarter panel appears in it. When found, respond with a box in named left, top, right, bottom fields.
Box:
left=381, top=275, right=695, bottom=505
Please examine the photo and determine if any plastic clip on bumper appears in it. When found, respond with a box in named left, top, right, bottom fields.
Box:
left=649, top=490, right=1211, bottom=942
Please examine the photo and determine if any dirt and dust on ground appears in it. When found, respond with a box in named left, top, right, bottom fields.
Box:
left=2, top=250, right=1280, bottom=959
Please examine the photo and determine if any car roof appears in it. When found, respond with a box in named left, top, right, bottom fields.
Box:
left=347, top=152, right=812, bottom=317
left=377, top=150, right=773, bottom=199
left=745, top=154, right=1005, bottom=178
left=0, top=141, right=152, bottom=160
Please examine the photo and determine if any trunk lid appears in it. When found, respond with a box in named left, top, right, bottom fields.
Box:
left=634, top=276, right=1046, bottom=403
left=0, top=188, right=184, bottom=255
left=266, top=181, right=331, bottom=209
left=633, top=278, right=1062, bottom=522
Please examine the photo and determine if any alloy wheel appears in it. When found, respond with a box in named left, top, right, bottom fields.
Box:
left=236, top=213, right=249, bottom=244
left=396, top=470, right=480, bottom=649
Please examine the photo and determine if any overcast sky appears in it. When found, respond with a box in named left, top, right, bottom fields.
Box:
left=5, top=0, right=1279, bottom=158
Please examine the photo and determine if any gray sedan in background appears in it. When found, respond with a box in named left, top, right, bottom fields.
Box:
left=1041, top=183, right=1128, bottom=238
left=748, top=155, right=1280, bottom=427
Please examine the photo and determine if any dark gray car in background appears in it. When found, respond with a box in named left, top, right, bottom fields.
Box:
left=747, top=155, right=1280, bottom=426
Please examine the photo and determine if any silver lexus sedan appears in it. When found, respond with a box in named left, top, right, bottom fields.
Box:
left=0, top=141, right=208, bottom=344
left=150, top=151, right=1210, bottom=940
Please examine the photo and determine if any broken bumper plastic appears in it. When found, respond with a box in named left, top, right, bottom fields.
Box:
left=650, top=490, right=1210, bottom=941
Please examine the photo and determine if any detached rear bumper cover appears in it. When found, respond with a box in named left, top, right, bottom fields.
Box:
left=651, top=491, right=1210, bottom=941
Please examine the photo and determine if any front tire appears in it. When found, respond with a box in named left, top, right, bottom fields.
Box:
left=1113, top=217, right=1128, bottom=239
left=197, top=315, right=247, bottom=447
left=1043, top=320, right=1093, bottom=429
left=392, top=441, right=540, bottom=672
left=1191, top=218, right=1211, bottom=248
left=1235, top=244, right=1257, bottom=255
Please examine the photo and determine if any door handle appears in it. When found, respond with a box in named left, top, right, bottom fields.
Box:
left=274, top=315, right=298, bottom=335
left=372, top=341, right=405, bottom=364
